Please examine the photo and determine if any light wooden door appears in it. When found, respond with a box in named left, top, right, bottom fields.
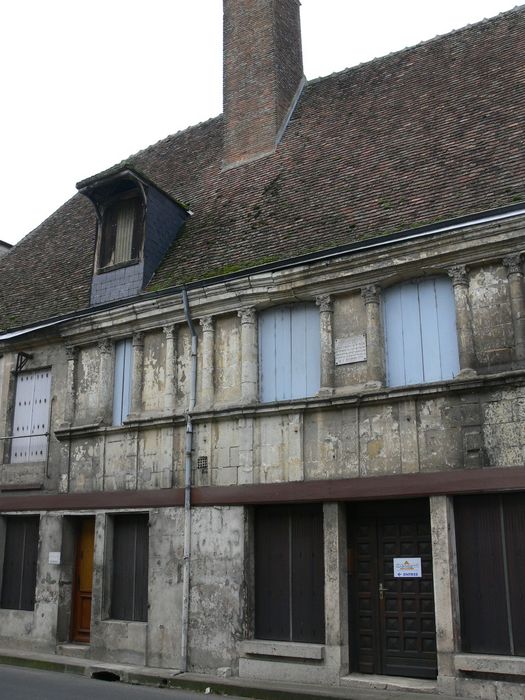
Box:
left=71, top=518, right=95, bottom=643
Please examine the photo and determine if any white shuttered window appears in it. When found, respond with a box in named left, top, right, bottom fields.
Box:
left=383, top=278, right=460, bottom=387
left=259, top=304, right=320, bottom=402
left=11, top=370, right=51, bottom=463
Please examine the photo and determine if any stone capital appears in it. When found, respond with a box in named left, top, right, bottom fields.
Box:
left=361, top=285, right=381, bottom=305
left=315, top=294, right=332, bottom=313
left=448, top=265, right=469, bottom=287
left=238, top=307, right=256, bottom=325
left=163, top=324, right=177, bottom=340
left=65, top=345, right=78, bottom=362
left=503, top=253, right=523, bottom=276
left=200, top=316, right=214, bottom=333
left=97, top=337, right=112, bottom=354
left=132, top=332, right=145, bottom=347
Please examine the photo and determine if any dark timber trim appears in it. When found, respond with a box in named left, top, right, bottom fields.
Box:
left=1, top=467, right=525, bottom=513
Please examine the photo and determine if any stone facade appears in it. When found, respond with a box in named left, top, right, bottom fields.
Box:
left=1, top=3, right=525, bottom=699
left=1, top=214, right=525, bottom=697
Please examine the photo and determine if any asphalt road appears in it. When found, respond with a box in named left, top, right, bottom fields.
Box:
left=0, top=665, right=249, bottom=700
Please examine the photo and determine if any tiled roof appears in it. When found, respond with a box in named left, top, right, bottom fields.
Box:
left=1, top=6, right=524, bottom=331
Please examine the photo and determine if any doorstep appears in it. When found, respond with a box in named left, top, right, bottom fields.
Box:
left=55, top=643, right=90, bottom=659
left=341, top=673, right=438, bottom=694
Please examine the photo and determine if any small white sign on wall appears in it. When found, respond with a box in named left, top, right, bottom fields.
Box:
left=393, top=557, right=422, bottom=578
left=48, top=551, right=61, bottom=565
left=335, top=335, right=367, bottom=365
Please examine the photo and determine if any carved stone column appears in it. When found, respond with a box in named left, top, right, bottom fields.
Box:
left=361, top=285, right=384, bottom=387
left=503, top=253, right=525, bottom=361
left=316, top=294, right=334, bottom=395
left=97, top=338, right=113, bottom=423
left=238, top=307, right=258, bottom=404
left=163, top=325, right=177, bottom=413
left=130, top=332, right=145, bottom=415
left=200, top=317, right=215, bottom=407
left=63, top=345, right=78, bottom=426
left=448, top=265, right=476, bottom=375
left=323, top=503, right=349, bottom=673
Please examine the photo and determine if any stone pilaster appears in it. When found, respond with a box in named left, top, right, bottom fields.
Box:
left=323, top=503, right=349, bottom=675
left=361, top=284, right=384, bottom=387
left=63, top=345, right=78, bottom=426
left=316, top=295, right=334, bottom=395
left=200, top=317, right=215, bottom=407
left=97, top=338, right=113, bottom=424
left=448, top=265, right=476, bottom=376
left=238, top=307, right=258, bottom=404
left=163, top=325, right=177, bottom=413
left=130, top=332, right=145, bottom=415
left=430, top=496, right=460, bottom=694
left=503, top=253, right=525, bottom=361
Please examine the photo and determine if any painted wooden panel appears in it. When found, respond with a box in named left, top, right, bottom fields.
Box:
left=255, top=505, right=324, bottom=643
left=0, top=516, right=39, bottom=611
left=259, top=304, right=320, bottom=402
left=384, top=279, right=459, bottom=387
left=11, top=370, right=51, bottom=463
left=111, top=514, right=149, bottom=622
left=112, top=338, right=132, bottom=425
left=455, top=495, right=511, bottom=654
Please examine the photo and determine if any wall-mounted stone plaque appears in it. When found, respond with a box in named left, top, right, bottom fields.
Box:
left=335, top=335, right=367, bottom=365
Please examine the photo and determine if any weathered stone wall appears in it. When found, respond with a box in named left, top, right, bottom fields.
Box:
left=469, top=264, right=513, bottom=368
left=189, top=507, right=246, bottom=673
left=75, top=345, right=101, bottom=424
left=142, top=330, right=166, bottom=413
left=214, top=314, right=241, bottom=404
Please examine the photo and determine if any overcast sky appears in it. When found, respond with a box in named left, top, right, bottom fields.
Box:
left=0, top=0, right=519, bottom=246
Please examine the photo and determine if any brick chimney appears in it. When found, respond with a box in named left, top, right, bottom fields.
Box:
left=223, top=0, right=305, bottom=169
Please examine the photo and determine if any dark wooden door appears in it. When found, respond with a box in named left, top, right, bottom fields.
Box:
left=71, top=518, right=95, bottom=643
left=349, top=501, right=437, bottom=679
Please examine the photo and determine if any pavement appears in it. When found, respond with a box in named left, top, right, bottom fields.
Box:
left=0, top=645, right=461, bottom=700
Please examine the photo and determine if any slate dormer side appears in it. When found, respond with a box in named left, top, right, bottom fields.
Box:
left=77, top=167, right=189, bottom=306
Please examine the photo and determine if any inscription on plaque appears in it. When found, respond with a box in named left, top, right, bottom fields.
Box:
left=335, top=335, right=367, bottom=365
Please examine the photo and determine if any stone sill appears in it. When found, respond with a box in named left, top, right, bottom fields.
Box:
left=100, top=619, right=147, bottom=629
left=53, top=366, right=525, bottom=441
left=240, top=640, right=324, bottom=660
left=0, top=482, right=43, bottom=492
left=455, top=653, right=525, bottom=676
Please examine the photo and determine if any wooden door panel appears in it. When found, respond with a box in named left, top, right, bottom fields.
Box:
left=72, top=518, right=95, bottom=643
left=349, top=501, right=437, bottom=680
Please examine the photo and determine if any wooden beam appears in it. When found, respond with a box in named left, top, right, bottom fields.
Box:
left=1, top=466, right=525, bottom=513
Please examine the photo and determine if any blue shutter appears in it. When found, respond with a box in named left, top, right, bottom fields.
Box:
left=384, top=278, right=459, bottom=387
left=113, top=338, right=132, bottom=425
left=434, top=277, right=460, bottom=380
left=259, top=304, right=320, bottom=402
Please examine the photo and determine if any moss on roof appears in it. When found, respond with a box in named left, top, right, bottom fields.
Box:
left=1, top=6, right=525, bottom=329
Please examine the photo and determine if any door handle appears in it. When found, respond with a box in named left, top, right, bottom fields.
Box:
left=379, top=583, right=388, bottom=600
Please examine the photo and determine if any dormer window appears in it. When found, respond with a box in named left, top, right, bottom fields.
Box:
left=99, top=192, right=143, bottom=269
left=77, top=165, right=190, bottom=306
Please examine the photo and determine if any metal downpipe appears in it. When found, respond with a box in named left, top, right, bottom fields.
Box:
left=181, top=287, right=197, bottom=672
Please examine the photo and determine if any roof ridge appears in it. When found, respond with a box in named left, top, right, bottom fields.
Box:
left=76, top=114, right=223, bottom=187
left=305, top=4, right=524, bottom=86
